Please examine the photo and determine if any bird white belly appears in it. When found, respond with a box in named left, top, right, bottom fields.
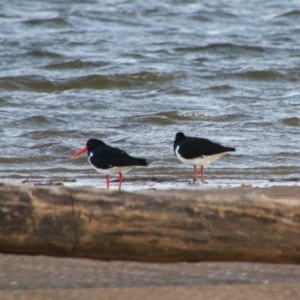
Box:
left=88, top=152, right=135, bottom=176
left=175, top=147, right=229, bottom=166
left=91, top=164, right=134, bottom=176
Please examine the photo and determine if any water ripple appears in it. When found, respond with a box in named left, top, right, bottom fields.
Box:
left=23, top=16, right=69, bottom=27
left=43, top=60, right=108, bottom=70
left=282, top=117, right=300, bottom=127
left=175, top=43, right=265, bottom=53
left=0, top=72, right=181, bottom=92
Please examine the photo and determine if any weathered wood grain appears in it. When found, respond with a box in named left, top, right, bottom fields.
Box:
left=1, top=183, right=300, bottom=263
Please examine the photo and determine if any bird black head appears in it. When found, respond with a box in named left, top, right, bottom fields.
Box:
left=175, top=132, right=185, bottom=141
left=86, top=138, right=106, bottom=151
left=71, top=138, right=106, bottom=159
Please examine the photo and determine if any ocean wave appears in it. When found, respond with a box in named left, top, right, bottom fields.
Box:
left=133, top=111, right=245, bottom=124
left=43, top=60, right=108, bottom=70
left=234, top=70, right=284, bottom=81
left=207, top=85, right=233, bottom=92
left=281, top=117, right=300, bottom=127
left=179, top=112, right=245, bottom=122
left=18, top=129, right=81, bottom=140
left=175, top=43, right=265, bottom=53
left=22, top=16, right=69, bottom=27
left=274, top=10, right=300, bottom=19
left=26, top=50, right=62, bottom=59
left=8, top=115, right=67, bottom=128
left=0, top=72, right=180, bottom=92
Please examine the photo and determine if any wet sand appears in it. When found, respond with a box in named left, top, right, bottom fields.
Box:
left=7, top=174, right=300, bottom=193
left=1, top=284, right=300, bottom=300
left=1, top=253, right=300, bottom=299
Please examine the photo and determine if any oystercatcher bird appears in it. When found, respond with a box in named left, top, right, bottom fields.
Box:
left=173, top=132, right=235, bottom=183
left=71, top=138, right=148, bottom=190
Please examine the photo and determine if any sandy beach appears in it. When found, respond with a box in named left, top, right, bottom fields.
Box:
left=1, top=253, right=300, bottom=300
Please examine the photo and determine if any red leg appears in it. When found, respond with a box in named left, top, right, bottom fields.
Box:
left=118, top=173, right=124, bottom=190
left=106, top=175, right=110, bottom=190
left=200, top=166, right=204, bottom=183
left=193, top=165, right=197, bottom=182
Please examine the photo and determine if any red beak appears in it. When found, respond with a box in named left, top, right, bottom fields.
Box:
left=71, top=146, right=88, bottom=159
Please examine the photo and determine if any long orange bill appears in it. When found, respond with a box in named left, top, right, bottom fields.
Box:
left=71, top=146, right=88, bottom=159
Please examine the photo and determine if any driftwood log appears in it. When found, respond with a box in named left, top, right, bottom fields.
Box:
left=1, top=183, right=300, bottom=263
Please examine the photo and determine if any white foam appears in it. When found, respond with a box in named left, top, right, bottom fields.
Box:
left=63, top=178, right=300, bottom=192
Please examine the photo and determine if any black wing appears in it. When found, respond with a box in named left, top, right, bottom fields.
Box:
left=90, top=146, right=147, bottom=169
left=177, top=137, right=234, bottom=159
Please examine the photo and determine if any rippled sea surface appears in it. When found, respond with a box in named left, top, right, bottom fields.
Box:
left=1, top=0, right=300, bottom=188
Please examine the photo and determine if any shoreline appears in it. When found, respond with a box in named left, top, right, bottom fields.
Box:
left=1, top=177, right=300, bottom=192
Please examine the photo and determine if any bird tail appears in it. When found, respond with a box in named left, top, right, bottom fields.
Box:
left=227, top=147, right=236, bottom=152
left=136, top=158, right=149, bottom=166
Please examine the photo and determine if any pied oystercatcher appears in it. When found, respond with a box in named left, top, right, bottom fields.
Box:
left=173, top=132, right=235, bottom=183
left=71, top=138, right=148, bottom=190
